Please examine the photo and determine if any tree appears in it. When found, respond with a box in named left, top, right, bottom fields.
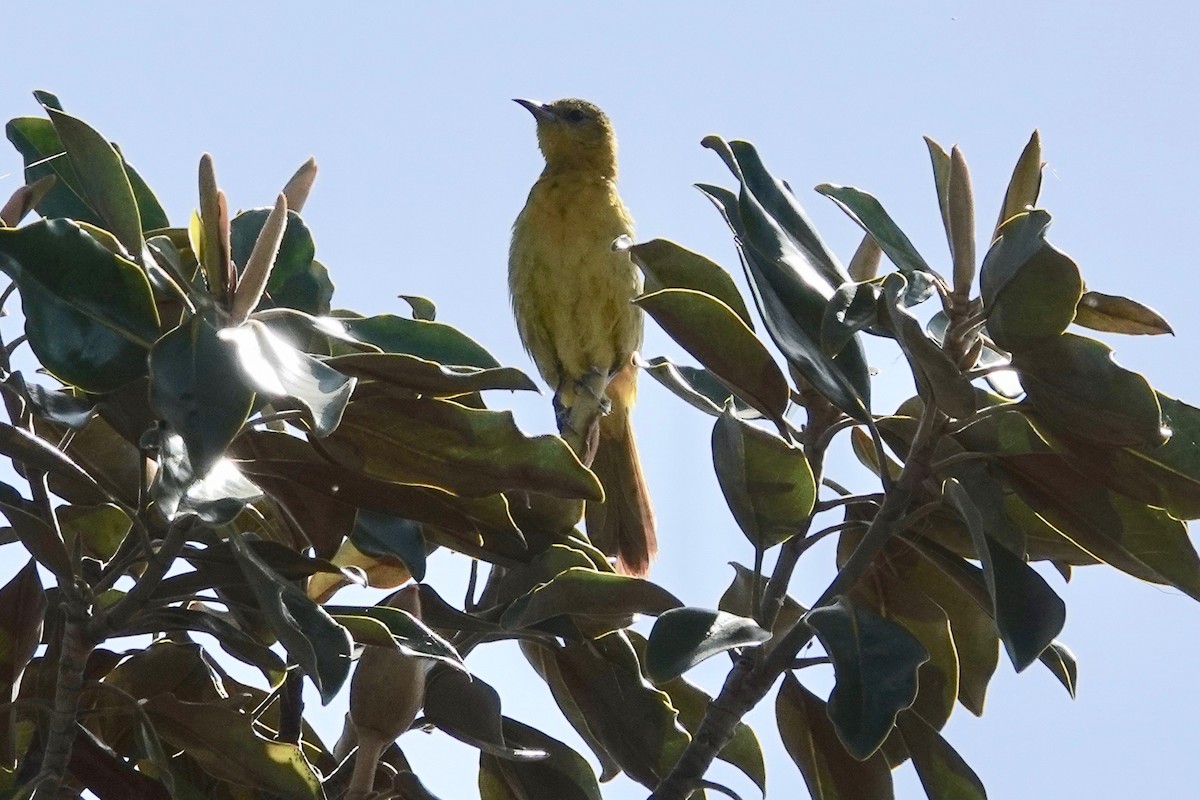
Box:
left=0, top=91, right=1195, bottom=800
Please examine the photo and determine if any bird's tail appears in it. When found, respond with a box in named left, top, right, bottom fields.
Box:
left=585, top=364, right=656, bottom=576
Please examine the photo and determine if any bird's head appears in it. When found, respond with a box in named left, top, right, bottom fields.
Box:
left=515, top=98, right=618, bottom=177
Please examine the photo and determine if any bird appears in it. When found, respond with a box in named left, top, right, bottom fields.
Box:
left=509, top=97, right=656, bottom=576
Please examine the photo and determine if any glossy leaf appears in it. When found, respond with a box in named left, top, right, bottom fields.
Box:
left=807, top=596, right=929, bottom=759
left=119, top=607, right=285, bottom=676
left=341, top=314, right=500, bottom=368
left=46, top=107, right=143, bottom=255
left=150, top=315, right=255, bottom=478
left=224, top=320, right=355, bottom=436
left=326, top=395, right=602, bottom=500
left=326, top=602, right=462, bottom=668
left=897, top=713, right=987, bottom=800
left=698, top=173, right=871, bottom=421
left=1074, top=291, right=1173, bottom=335
left=1013, top=333, right=1164, bottom=448
left=327, top=352, right=536, bottom=396
left=501, top=567, right=681, bottom=633
left=478, top=718, right=602, bottom=800
left=979, top=210, right=1082, bottom=351
left=944, top=479, right=1065, bottom=671
left=821, top=279, right=881, bottom=358
left=629, top=238, right=754, bottom=328
left=6, top=116, right=103, bottom=225
left=815, top=183, right=936, bottom=305
left=636, top=288, right=790, bottom=432
left=22, top=381, right=95, bottom=430
left=228, top=531, right=352, bottom=703
left=924, top=137, right=954, bottom=254
left=143, top=694, right=320, bottom=799
left=712, top=406, right=815, bottom=549
left=776, top=673, right=894, bottom=800
left=644, top=606, right=769, bottom=684
left=0, top=560, right=44, bottom=763
left=0, top=220, right=158, bottom=390
left=425, top=668, right=545, bottom=759
left=1038, top=641, right=1078, bottom=699
left=641, top=356, right=760, bottom=417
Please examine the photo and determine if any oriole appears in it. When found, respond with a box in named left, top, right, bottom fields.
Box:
left=509, top=98, right=656, bottom=576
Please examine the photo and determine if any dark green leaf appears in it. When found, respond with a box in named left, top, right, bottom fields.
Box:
left=822, top=279, right=882, bottom=358
left=1013, top=333, right=1164, bottom=448
left=641, top=356, right=760, bottom=418
left=22, top=381, right=95, bottom=429
left=806, top=596, right=929, bottom=759
left=712, top=406, right=815, bottom=549
left=776, top=673, right=894, bottom=800
left=325, top=395, right=601, bottom=500
left=225, top=320, right=356, bottom=436
left=5, top=116, right=103, bottom=225
left=143, top=694, right=321, bottom=799
left=1038, top=640, right=1078, bottom=699
left=627, top=630, right=766, bottom=794
left=644, top=606, right=769, bottom=684
left=351, top=510, right=427, bottom=582
left=0, top=559, right=45, bottom=764
left=149, top=315, right=256, bottom=478
left=979, top=210, right=1083, bottom=351
left=1074, top=291, right=1173, bottom=335
left=500, top=567, right=681, bottom=632
left=943, top=479, right=1065, bottom=671
left=525, top=634, right=690, bottom=788
left=230, top=208, right=328, bottom=315
left=341, top=314, right=501, bottom=368
left=478, top=717, right=603, bottom=800
left=400, top=295, right=437, bottom=320
left=326, top=603, right=462, bottom=668
left=815, top=183, right=936, bottom=305
left=326, top=352, right=536, bottom=395
left=628, top=238, right=754, bottom=328
left=635, top=288, right=789, bottom=432
left=880, top=273, right=976, bottom=419
left=0, top=420, right=106, bottom=500
left=425, top=667, right=546, bottom=759
left=697, top=183, right=871, bottom=421
left=0, top=219, right=158, bottom=391
left=0, top=483, right=71, bottom=581
left=228, top=531, right=352, bottom=703
left=924, top=137, right=954, bottom=254
left=119, top=607, right=286, bottom=676
left=46, top=107, right=143, bottom=255
left=896, top=713, right=987, bottom=800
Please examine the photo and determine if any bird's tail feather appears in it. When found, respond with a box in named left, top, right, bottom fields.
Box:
left=585, top=366, right=656, bottom=576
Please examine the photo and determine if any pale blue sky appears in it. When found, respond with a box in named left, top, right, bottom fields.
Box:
left=4, top=3, right=1199, bottom=798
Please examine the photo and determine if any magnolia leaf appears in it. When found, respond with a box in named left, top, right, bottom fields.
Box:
left=644, top=607, right=769, bottom=684
left=629, top=238, right=754, bottom=328
left=1074, top=291, right=1173, bottom=335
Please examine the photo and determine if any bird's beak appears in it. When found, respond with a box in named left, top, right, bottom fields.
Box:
left=513, top=98, right=556, bottom=122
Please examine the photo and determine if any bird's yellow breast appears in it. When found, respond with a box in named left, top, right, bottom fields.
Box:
left=509, top=173, right=642, bottom=392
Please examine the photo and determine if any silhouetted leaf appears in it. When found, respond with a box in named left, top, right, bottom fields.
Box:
left=776, top=673, right=894, bottom=800
left=119, top=607, right=285, bottom=676
left=21, top=381, right=95, bottom=429
left=327, top=352, right=536, bottom=396
left=822, top=279, right=882, bottom=358
left=897, top=713, right=987, bottom=800
left=712, top=406, right=815, bottom=549
left=1038, top=640, right=1078, bottom=699
left=0, top=481, right=71, bottom=580
left=351, top=510, right=427, bottom=582
left=228, top=531, right=352, bottom=703
left=944, top=479, right=1065, bottom=671
left=143, top=694, right=321, bottom=799
left=0, top=559, right=45, bottom=763
left=326, top=602, right=462, bottom=669
left=807, top=596, right=929, bottom=759
left=478, top=717, right=602, bottom=800
left=425, top=667, right=546, bottom=759
left=645, top=607, right=769, bottom=684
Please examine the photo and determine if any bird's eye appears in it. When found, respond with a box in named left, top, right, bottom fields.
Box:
left=564, top=108, right=587, bottom=123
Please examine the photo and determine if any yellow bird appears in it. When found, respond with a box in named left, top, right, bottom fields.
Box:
left=509, top=97, right=656, bottom=576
